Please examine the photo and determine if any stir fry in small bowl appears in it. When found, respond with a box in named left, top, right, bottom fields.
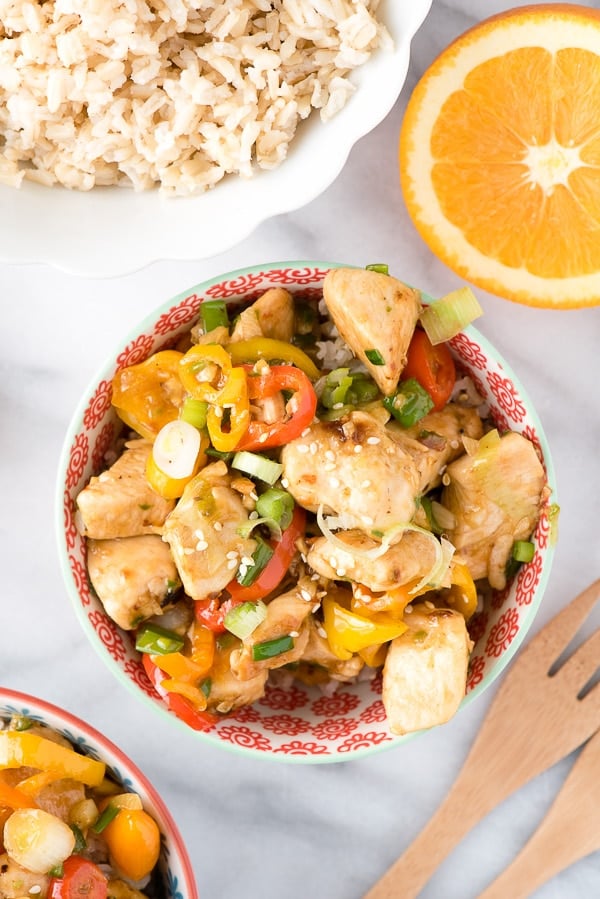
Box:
left=57, top=262, right=557, bottom=761
left=0, top=688, right=197, bottom=898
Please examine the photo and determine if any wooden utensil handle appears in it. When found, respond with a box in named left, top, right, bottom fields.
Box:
left=363, top=769, right=502, bottom=899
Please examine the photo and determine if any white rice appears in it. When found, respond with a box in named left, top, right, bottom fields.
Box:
left=0, top=0, right=389, bottom=193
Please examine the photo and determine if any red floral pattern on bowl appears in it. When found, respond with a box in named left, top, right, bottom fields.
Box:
left=57, top=263, right=557, bottom=762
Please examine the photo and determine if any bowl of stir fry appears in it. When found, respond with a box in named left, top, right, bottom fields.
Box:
left=57, top=262, right=557, bottom=761
left=0, top=688, right=198, bottom=897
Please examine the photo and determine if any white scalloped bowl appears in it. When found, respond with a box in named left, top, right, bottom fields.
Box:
left=0, top=3, right=431, bottom=276
left=0, top=687, right=198, bottom=897
left=57, top=262, right=557, bottom=762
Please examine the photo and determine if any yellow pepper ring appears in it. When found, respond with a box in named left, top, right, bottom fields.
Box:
left=228, top=337, right=320, bottom=380
left=0, top=733, right=105, bottom=787
left=179, top=344, right=234, bottom=403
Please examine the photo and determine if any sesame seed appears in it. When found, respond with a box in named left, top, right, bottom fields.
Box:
left=450, top=439, right=459, bottom=449
left=367, top=436, right=380, bottom=445
left=325, top=450, right=335, bottom=461
left=250, top=492, right=258, bottom=501
left=297, top=444, right=309, bottom=454
left=258, top=432, right=269, bottom=443
left=424, top=600, right=435, bottom=609
left=324, top=462, right=335, bottom=471
left=184, top=547, right=194, bottom=555
left=195, top=540, right=208, bottom=551
left=353, top=444, right=362, bottom=453
left=249, top=511, right=259, bottom=520
left=301, top=427, right=311, bottom=437
left=289, top=630, right=299, bottom=638
left=317, top=626, right=327, bottom=639
left=329, top=556, right=338, bottom=567
left=329, top=477, right=340, bottom=488
left=29, top=889, right=42, bottom=896
left=300, top=588, right=312, bottom=601
left=309, top=442, right=317, bottom=455
left=336, top=568, right=346, bottom=577
left=213, top=522, right=223, bottom=531
left=226, top=551, right=238, bottom=560
left=312, top=603, right=321, bottom=612
left=405, top=604, right=413, bottom=614
left=241, top=556, right=254, bottom=566
left=238, top=564, right=248, bottom=578
left=281, top=477, right=289, bottom=488
left=361, top=479, right=371, bottom=488
left=194, top=529, right=205, bottom=540
left=332, top=402, right=344, bottom=409
left=361, top=515, right=374, bottom=526
left=310, top=573, right=320, bottom=581
left=227, top=558, right=239, bottom=570
left=213, top=406, right=223, bottom=418
left=442, top=473, right=451, bottom=486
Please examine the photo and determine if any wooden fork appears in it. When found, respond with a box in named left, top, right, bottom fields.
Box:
left=478, top=725, right=600, bottom=898
left=364, top=578, right=600, bottom=899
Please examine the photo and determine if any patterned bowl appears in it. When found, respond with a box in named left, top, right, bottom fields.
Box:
left=0, top=687, right=198, bottom=897
left=56, top=262, right=557, bottom=762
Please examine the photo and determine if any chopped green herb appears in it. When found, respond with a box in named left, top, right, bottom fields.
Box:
left=135, top=623, right=184, bottom=655
left=365, top=263, right=389, bottom=275
left=205, top=448, right=234, bottom=461
left=70, top=823, right=87, bottom=853
left=48, top=864, right=64, bottom=878
left=252, top=635, right=295, bottom=661
left=255, top=488, right=294, bottom=530
left=180, top=397, right=208, bottom=429
left=236, top=537, right=274, bottom=587
left=92, top=803, right=119, bottom=834
left=365, top=349, right=385, bottom=366
left=383, top=378, right=434, bottom=427
left=225, top=600, right=268, bottom=639
left=201, top=299, right=229, bottom=333
left=371, top=529, right=384, bottom=538
left=199, top=678, right=212, bottom=698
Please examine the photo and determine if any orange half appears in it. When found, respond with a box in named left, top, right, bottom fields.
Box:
left=399, top=4, right=600, bottom=308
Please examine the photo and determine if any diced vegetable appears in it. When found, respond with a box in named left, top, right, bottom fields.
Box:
left=232, top=450, right=283, bottom=485
left=180, top=397, right=208, bottom=429
left=252, top=635, right=295, bottom=661
left=91, top=803, right=119, bottom=833
left=236, top=365, right=318, bottom=452
left=255, top=487, right=294, bottom=530
left=236, top=537, right=274, bottom=586
left=401, top=328, right=456, bottom=412
left=201, top=299, right=229, bottom=332
left=135, top=623, right=185, bottom=655
left=322, top=597, right=407, bottom=660
left=365, top=348, right=385, bottom=365
left=48, top=856, right=107, bottom=899
left=4, top=808, right=76, bottom=874
left=111, top=350, right=185, bottom=441
left=0, top=733, right=105, bottom=786
left=512, top=540, right=535, bottom=563
left=224, top=600, right=268, bottom=639
left=383, top=377, right=434, bottom=427
left=365, top=263, right=389, bottom=274
left=419, top=286, right=483, bottom=345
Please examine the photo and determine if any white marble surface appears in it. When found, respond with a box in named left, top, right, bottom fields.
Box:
left=2, top=1, right=600, bottom=897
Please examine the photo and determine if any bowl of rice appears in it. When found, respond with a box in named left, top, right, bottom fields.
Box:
left=0, top=687, right=198, bottom=897
left=56, top=261, right=557, bottom=763
left=0, top=1, right=431, bottom=275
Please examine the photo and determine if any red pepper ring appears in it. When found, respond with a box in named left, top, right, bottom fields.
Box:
left=141, top=654, right=218, bottom=732
left=236, top=365, right=317, bottom=452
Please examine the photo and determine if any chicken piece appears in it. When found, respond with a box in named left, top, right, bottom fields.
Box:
left=207, top=639, right=268, bottom=714
left=307, top=528, right=438, bottom=591
left=230, top=578, right=316, bottom=681
left=297, top=617, right=364, bottom=683
left=442, top=431, right=546, bottom=589
left=36, top=778, right=86, bottom=821
left=281, top=411, right=421, bottom=532
left=382, top=605, right=472, bottom=735
left=322, top=268, right=421, bottom=395
left=76, top=440, right=174, bottom=539
left=230, top=288, right=295, bottom=343
left=87, top=535, right=180, bottom=630
left=162, top=461, right=256, bottom=601
left=388, top=404, right=484, bottom=493
left=0, top=855, right=48, bottom=898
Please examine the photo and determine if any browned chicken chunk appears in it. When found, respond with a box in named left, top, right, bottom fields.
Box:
left=230, top=288, right=295, bottom=343
left=76, top=440, right=174, bottom=539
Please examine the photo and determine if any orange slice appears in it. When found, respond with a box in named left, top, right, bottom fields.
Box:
left=399, top=4, right=600, bottom=308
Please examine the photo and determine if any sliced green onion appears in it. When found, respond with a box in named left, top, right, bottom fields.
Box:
left=11, top=716, right=33, bottom=731
left=512, top=540, right=535, bottom=563
left=420, top=286, right=483, bottom=345
left=70, top=824, right=87, bottom=853
left=237, top=516, right=282, bottom=541
left=321, top=368, right=353, bottom=409
left=365, top=263, right=389, bottom=275
left=153, top=419, right=201, bottom=479
left=201, top=300, right=229, bottom=333
left=236, top=537, right=274, bottom=586
left=135, top=623, right=185, bottom=656
left=180, top=397, right=208, bottom=429
left=548, top=503, right=560, bottom=546
left=48, top=864, right=64, bottom=878
left=92, top=803, right=119, bottom=834
left=206, top=448, right=234, bottom=461
left=224, top=600, right=268, bottom=639
left=216, top=633, right=235, bottom=651
left=252, top=635, right=294, bottom=661
left=294, top=302, right=316, bottom=335
left=347, top=375, right=379, bottom=405
left=199, top=678, right=212, bottom=698
left=255, top=488, right=294, bottom=530
left=420, top=496, right=444, bottom=535
left=365, top=348, right=385, bottom=366
left=232, top=450, right=283, bottom=485
left=383, top=378, right=434, bottom=427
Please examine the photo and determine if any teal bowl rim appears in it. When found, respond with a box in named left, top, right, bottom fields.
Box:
left=55, top=260, right=557, bottom=764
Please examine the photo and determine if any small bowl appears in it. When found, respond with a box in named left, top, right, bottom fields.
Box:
left=0, top=687, right=198, bottom=897
left=57, top=261, right=557, bottom=762
left=0, top=3, right=431, bottom=276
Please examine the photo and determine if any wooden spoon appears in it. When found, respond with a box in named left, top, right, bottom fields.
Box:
left=364, top=579, right=600, bottom=899
left=478, top=725, right=600, bottom=898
